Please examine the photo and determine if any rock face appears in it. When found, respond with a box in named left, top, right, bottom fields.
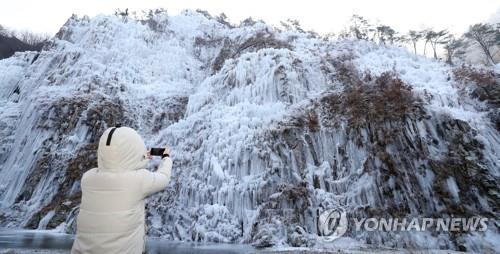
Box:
left=0, top=10, right=498, bottom=252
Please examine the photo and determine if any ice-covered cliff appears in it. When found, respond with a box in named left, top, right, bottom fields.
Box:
left=0, top=10, right=498, bottom=252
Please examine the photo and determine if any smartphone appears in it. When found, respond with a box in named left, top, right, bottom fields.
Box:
left=150, top=148, right=166, bottom=157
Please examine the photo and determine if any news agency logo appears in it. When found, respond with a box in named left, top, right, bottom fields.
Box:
left=318, top=208, right=489, bottom=242
left=318, top=207, right=348, bottom=241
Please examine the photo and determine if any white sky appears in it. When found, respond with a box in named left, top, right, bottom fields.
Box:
left=1, top=0, right=499, bottom=36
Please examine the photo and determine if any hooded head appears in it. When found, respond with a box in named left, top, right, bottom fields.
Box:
left=97, top=126, right=150, bottom=171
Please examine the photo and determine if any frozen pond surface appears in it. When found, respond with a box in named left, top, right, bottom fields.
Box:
left=0, top=229, right=467, bottom=253
left=0, top=229, right=257, bottom=254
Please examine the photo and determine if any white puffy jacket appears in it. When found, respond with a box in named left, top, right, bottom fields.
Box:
left=71, top=126, right=172, bottom=254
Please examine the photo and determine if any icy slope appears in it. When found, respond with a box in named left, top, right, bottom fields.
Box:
left=0, top=10, right=498, bottom=252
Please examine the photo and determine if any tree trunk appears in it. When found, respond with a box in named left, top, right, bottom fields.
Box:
left=478, top=41, right=495, bottom=65
left=446, top=49, right=453, bottom=65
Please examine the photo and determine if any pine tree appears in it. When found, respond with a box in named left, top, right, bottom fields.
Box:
left=464, top=23, right=499, bottom=65
left=444, top=37, right=466, bottom=65
left=407, top=30, right=423, bottom=55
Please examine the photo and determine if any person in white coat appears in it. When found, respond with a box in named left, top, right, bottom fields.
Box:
left=71, top=126, right=172, bottom=254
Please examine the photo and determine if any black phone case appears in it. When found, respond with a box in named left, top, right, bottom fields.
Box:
left=150, top=148, right=166, bottom=156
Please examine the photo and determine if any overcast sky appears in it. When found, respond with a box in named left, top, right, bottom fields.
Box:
left=1, top=0, right=499, bottom=36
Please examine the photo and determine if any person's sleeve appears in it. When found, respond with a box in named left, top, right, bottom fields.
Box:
left=141, top=157, right=172, bottom=197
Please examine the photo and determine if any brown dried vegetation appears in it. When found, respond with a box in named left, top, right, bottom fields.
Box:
left=321, top=70, right=422, bottom=129
left=25, top=94, right=128, bottom=229
left=453, top=65, right=500, bottom=130
left=453, top=65, right=497, bottom=88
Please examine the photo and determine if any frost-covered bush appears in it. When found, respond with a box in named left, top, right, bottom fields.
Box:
left=321, top=65, right=422, bottom=129
left=144, top=9, right=169, bottom=33
left=453, top=65, right=500, bottom=129
left=453, top=64, right=497, bottom=88
left=212, top=31, right=292, bottom=72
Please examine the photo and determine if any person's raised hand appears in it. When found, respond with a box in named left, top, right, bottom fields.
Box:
left=162, top=147, right=171, bottom=158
